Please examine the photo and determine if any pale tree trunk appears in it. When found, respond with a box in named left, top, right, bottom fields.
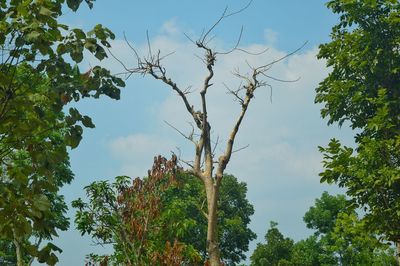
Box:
left=13, top=230, right=23, bottom=266
left=14, top=240, right=23, bottom=266
left=396, top=241, right=400, bottom=266
left=205, top=179, right=220, bottom=265
left=121, top=3, right=291, bottom=263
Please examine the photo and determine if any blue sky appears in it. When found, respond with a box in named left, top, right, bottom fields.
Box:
left=48, top=1, right=355, bottom=265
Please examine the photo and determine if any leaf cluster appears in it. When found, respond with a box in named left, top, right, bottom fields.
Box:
left=250, top=192, right=396, bottom=266
left=316, top=0, right=400, bottom=244
left=0, top=65, right=74, bottom=265
left=74, top=167, right=256, bottom=265
left=160, top=173, right=256, bottom=266
left=73, top=156, right=187, bottom=266
left=0, top=0, right=125, bottom=264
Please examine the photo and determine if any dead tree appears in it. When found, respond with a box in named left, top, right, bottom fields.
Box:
left=111, top=3, right=303, bottom=265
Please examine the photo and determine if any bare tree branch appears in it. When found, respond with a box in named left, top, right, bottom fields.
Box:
left=223, top=82, right=245, bottom=105
left=232, top=144, right=250, bottom=154
left=146, top=30, right=153, bottom=59
left=212, top=135, right=220, bottom=157
left=123, top=32, right=140, bottom=63
left=183, top=32, right=197, bottom=46
left=164, top=120, right=196, bottom=144
left=254, top=41, right=308, bottom=72
left=200, top=0, right=253, bottom=45
left=260, top=72, right=301, bottom=83
left=215, top=26, right=243, bottom=55
left=236, top=47, right=269, bottom=56
left=200, top=6, right=228, bottom=44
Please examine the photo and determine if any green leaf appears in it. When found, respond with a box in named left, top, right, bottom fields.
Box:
left=0, top=0, right=123, bottom=262
left=25, top=31, right=41, bottom=42
left=39, top=7, right=52, bottom=16
left=82, top=115, right=95, bottom=128
left=34, top=195, right=51, bottom=212
left=66, top=0, right=83, bottom=11
left=72, top=28, right=86, bottom=39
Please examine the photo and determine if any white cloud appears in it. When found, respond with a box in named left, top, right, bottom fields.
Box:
left=160, top=18, right=180, bottom=36
left=109, top=134, right=176, bottom=177
left=264, top=28, right=278, bottom=44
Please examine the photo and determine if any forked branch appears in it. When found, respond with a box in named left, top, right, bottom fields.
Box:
left=110, top=3, right=306, bottom=265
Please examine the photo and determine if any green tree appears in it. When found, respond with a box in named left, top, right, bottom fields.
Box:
left=290, top=235, right=333, bottom=266
left=251, top=192, right=396, bottom=266
left=73, top=163, right=256, bottom=265
left=0, top=0, right=124, bottom=264
left=303, top=192, right=396, bottom=266
left=0, top=0, right=123, bottom=156
left=330, top=212, right=396, bottom=265
left=73, top=156, right=188, bottom=266
left=315, top=0, right=400, bottom=262
left=0, top=65, right=76, bottom=265
left=303, top=192, right=347, bottom=236
left=250, top=221, right=293, bottom=266
left=160, top=173, right=256, bottom=266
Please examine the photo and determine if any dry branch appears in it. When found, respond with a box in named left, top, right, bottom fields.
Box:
left=110, top=2, right=305, bottom=264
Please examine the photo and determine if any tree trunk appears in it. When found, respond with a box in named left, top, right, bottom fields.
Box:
left=205, top=179, right=220, bottom=266
left=13, top=231, right=23, bottom=266
left=396, top=241, right=400, bottom=266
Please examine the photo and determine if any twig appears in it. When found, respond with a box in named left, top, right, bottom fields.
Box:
left=255, top=41, right=308, bottom=72
left=232, top=144, right=250, bottom=154
left=236, top=47, right=269, bottom=56
left=216, top=26, right=243, bottom=55
left=164, top=120, right=195, bottom=143
left=123, top=32, right=140, bottom=62
left=261, top=72, right=301, bottom=83
left=199, top=0, right=252, bottom=45
left=146, top=30, right=153, bottom=59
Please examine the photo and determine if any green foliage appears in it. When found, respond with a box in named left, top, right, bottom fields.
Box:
left=0, top=0, right=124, bottom=264
left=290, top=236, right=331, bottom=266
left=73, top=156, right=186, bottom=265
left=160, top=174, right=256, bottom=265
left=250, top=222, right=293, bottom=266
left=0, top=239, right=29, bottom=265
left=250, top=192, right=396, bottom=266
left=303, top=192, right=347, bottom=236
left=303, top=192, right=396, bottom=266
left=73, top=172, right=256, bottom=265
left=329, top=212, right=396, bottom=265
left=0, top=0, right=124, bottom=157
left=0, top=66, right=75, bottom=265
left=316, top=0, right=400, bottom=245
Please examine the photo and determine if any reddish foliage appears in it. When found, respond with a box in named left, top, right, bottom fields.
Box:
left=152, top=239, right=185, bottom=266
left=83, top=155, right=186, bottom=265
left=117, top=155, right=180, bottom=244
left=118, top=155, right=184, bottom=264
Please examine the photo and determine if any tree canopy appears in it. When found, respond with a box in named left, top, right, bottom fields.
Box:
left=161, top=173, right=256, bottom=265
left=304, top=192, right=396, bottom=266
left=73, top=162, right=256, bottom=265
left=73, top=156, right=186, bottom=266
left=250, top=192, right=396, bottom=266
left=315, top=0, right=400, bottom=255
left=250, top=221, right=293, bottom=266
left=0, top=0, right=124, bottom=264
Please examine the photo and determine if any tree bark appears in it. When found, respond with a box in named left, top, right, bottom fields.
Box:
left=396, top=241, right=400, bottom=266
left=13, top=230, right=23, bottom=266
left=123, top=9, right=276, bottom=263
left=205, top=178, right=220, bottom=266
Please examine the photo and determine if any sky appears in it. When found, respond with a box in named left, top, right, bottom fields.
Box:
left=46, top=1, right=355, bottom=265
